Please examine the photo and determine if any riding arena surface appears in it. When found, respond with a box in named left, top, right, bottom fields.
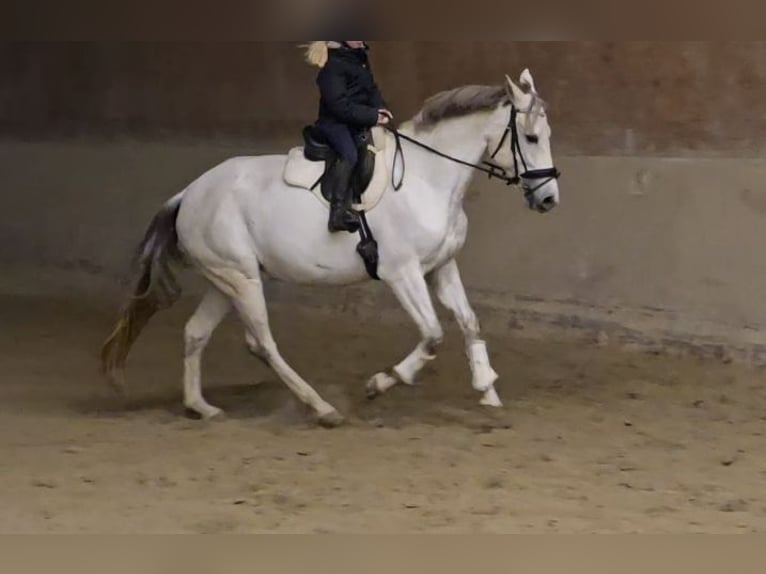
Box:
left=2, top=289, right=766, bottom=533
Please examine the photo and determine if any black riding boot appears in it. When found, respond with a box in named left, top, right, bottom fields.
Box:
left=326, top=159, right=361, bottom=233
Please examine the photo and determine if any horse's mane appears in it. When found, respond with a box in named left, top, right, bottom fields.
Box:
left=412, top=85, right=508, bottom=130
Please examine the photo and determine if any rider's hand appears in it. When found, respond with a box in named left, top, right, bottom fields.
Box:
left=377, top=112, right=391, bottom=126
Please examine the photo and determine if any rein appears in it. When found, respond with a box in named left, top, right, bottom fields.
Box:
left=386, top=104, right=561, bottom=200
left=389, top=128, right=519, bottom=190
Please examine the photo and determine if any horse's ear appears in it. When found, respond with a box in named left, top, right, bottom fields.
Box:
left=505, top=74, right=527, bottom=106
left=520, top=68, right=536, bottom=94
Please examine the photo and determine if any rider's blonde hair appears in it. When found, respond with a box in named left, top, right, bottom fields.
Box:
left=303, top=41, right=343, bottom=68
left=304, top=42, right=329, bottom=68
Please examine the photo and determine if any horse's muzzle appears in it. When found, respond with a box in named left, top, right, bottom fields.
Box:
left=522, top=167, right=560, bottom=213
left=526, top=190, right=558, bottom=213
left=536, top=194, right=558, bottom=213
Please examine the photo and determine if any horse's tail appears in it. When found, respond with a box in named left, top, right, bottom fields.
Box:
left=100, top=191, right=186, bottom=392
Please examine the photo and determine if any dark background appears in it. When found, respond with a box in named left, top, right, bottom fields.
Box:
left=2, top=42, right=766, bottom=156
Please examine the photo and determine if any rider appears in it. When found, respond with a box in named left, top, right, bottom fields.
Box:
left=306, top=41, right=393, bottom=233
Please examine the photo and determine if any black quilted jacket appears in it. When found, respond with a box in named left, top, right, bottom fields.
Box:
left=316, top=42, right=387, bottom=128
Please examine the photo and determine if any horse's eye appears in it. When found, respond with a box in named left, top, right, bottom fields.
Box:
left=525, top=135, right=539, bottom=144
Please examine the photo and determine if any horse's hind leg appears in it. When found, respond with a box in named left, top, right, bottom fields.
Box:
left=208, top=269, right=344, bottom=428
left=367, top=265, right=444, bottom=398
left=183, top=286, right=231, bottom=419
left=245, top=332, right=269, bottom=366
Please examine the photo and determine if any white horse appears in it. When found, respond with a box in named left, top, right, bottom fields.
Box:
left=101, top=69, right=560, bottom=427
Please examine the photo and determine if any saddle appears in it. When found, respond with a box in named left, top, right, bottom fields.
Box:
left=283, top=126, right=389, bottom=213
left=282, top=126, right=390, bottom=280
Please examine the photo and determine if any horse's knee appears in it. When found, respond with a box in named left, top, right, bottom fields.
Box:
left=185, top=322, right=211, bottom=356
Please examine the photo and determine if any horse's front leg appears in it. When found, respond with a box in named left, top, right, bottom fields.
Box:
left=366, top=265, right=444, bottom=398
left=430, top=259, right=501, bottom=407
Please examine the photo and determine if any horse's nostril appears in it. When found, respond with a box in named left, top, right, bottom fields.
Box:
left=536, top=196, right=557, bottom=213
left=540, top=196, right=557, bottom=210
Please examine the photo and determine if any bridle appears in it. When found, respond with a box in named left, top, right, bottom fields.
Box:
left=486, top=103, right=561, bottom=201
left=389, top=100, right=561, bottom=203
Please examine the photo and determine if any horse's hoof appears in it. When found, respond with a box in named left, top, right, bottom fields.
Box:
left=365, top=374, right=384, bottom=399
left=203, top=407, right=226, bottom=421
left=366, top=382, right=380, bottom=400
left=106, top=370, right=128, bottom=398
left=185, top=405, right=226, bottom=421
left=317, top=409, right=345, bottom=428
left=366, top=372, right=398, bottom=399
left=479, top=387, right=503, bottom=408
left=471, top=369, right=499, bottom=394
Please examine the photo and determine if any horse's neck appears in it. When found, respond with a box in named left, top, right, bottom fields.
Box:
left=398, top=112, right=491, bottom=198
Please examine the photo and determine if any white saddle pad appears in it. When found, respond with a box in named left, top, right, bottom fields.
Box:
left=282, top=127, right=389, bottom=213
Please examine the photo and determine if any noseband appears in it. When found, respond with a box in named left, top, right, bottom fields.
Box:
left=486, top=104, right=561, bottom=201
